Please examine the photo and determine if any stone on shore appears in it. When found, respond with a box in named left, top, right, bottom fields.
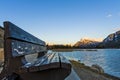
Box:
left=91, top=64, right=104, bottom=73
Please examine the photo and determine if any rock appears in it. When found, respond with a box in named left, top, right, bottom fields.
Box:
left=91, top=64, right=104, bottom=73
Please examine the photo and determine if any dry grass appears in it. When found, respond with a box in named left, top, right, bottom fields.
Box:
left=70, top=60, right=120, bottom=80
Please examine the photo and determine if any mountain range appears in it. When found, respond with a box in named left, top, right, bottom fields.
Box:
left=74, top=38, right=101, bottom=48
left=74, top=30, right=120, bottom=48
left=101, top=30, right=120, bottom=48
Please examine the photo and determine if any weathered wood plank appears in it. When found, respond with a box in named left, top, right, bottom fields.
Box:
left=21, top=53, right=51, bottom=72
left=59, top=54, right=71, bottom=69
left=33, top=53, right=52, bottom=66
left=27, top=53, right=55, bottom=72
left=28, top=53, right=71, bottom=72
left=39, top=53, right=55, bottom=65
left=4, top=21, right=45, bottom=46
left=59, top=54, right=71, bottom=64
left=11, top=40, right=46, bottom=57
left=50, top=53, right=60, bottom=63
left=48, top=53, right=61, bottom=69
left=21, top=53, right=60, bottom=72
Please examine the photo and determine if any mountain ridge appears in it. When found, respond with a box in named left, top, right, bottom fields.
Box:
left=74, top=30, right=120, bottom=48
left=74, top=38, right=101, bottom=48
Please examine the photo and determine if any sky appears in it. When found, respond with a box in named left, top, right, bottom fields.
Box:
left=0, top=0, right=120, bottom=45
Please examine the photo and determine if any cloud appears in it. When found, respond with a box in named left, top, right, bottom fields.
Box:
left=106, top=14, right=112, bottom=18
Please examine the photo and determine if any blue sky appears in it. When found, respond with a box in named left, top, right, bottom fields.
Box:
left=0, top=0, right=120, bottom=45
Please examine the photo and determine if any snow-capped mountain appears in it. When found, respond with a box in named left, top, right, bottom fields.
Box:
left=74, top=38, right=101, bottom=48
left=102, top=30, right=120, bottom=48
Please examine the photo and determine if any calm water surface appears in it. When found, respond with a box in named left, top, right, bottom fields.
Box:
left=59, top=49, right=120, bottom=78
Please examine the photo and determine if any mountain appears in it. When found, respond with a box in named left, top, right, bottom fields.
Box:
left=74, top=38, right=101, bottom=48
left=0, top=26, right=4, bottom=48
left=74, top=30, right=120, bottom=48
left=101, top=30, right=120, bottom=48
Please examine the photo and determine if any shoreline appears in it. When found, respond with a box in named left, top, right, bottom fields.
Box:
left=70, top=60, right=120, bottom=80
left=52, top=48, right=120, bottom=52
left=51, top=49, right=98, bottom=52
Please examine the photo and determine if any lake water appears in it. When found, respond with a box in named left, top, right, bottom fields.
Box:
left=59, top=49, right=120, bottom=78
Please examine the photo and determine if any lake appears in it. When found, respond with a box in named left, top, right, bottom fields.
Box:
left=58, top=49, right=120, bottom=78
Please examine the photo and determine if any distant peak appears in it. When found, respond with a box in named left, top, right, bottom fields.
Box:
left=80, top=37, right=103, bottom=42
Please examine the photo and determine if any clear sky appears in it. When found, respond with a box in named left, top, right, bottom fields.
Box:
left=0, top=0, right=120, bottom=45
